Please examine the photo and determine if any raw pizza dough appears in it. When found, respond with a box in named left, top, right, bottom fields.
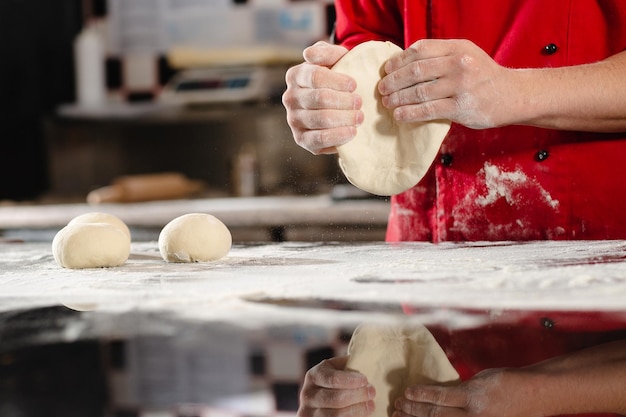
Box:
left=158, top=213, right=232, bottom=263
left=345, top=323, right=460, bottom=417
left=52, top=223, right=131, bottom=269
left=331, top=41, right=451, bottom=196
left=67, top=212, right=131, bottom=240
left=52, top=212, right=131, bottom=269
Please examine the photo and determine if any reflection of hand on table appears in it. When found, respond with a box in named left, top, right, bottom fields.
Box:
left=394, top=340, right=626, bottom=417
left=298, top=333, right=626, bottom=417
left=298, top=356, right=376, bottom=417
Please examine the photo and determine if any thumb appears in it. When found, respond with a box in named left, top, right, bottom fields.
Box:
left=303, top=41, right=349, bottom=67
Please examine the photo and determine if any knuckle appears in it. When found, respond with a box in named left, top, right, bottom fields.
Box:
left=282, top=90, right=295, bottom=108
left=296, top=108, right=328, bottom=129
left=457, top=51, right=475, bottom=70
left=409, top=39, right=427, bottom=54
left=299, top=386, right=315, bottom=406
left=299, top=130, right=325, bottom=154
left=309, top=67, right=323, bottom=88
left=403, top=401, right=433, bottom=417
left=285, top=65, right=302, bottom=86
left=327, top=369, right=353, bottom=389
left=303, top=42, right=327, bottom=63
left=309, top=66, right=330, bottom=89
left=310, top=89, right=330, bottom=107
left=309, top=109, right=334, bottom=129
left=413, top=85, right=429, bottom=103
left=409, top=62, right=423, bottom=78
left=285, top=63, right=308, bottom=87
left=420, top=101, right=439, bottom=119
left=287, top=109, right=305, bottom=129
left=320, top=387, right=348, bottom=407
left=316, top=360, right=339, bottom=384
left=432, top=386, right=447, bottom=405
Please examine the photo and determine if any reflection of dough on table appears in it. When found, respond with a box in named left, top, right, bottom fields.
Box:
left=346, top=322, right=460, bottom=417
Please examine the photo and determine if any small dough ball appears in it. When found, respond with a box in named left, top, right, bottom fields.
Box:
left=158, top=213, right=232, bottom=263
left=52, top=223, right=131, bottom=269
left=68, top=212, right=131, bottom=240
left=346, top=323, right=459, bottom=417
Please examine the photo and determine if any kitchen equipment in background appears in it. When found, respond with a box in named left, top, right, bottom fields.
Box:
left=101, top=0, right=330, bottom=102
left=107, top=0, right=326, bottom=55
left=159, top=64, right=289, bottom=105
left=159, top=40, right=301, bottom=105
left=74, top=21, right=106, bottom=106
left=232, top=143, right=259, bottom=197
left=47, top=104, right=341, bottom=200
left=87, top=172, right=205, bottom=204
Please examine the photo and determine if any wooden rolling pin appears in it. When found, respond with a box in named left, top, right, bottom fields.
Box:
left=87, top=172, right=205, bottom=204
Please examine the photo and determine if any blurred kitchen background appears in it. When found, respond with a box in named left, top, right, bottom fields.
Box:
left=1, top=0, right=342, bottom=203
left=0, top=4, right=395, bottom=417
left=0, top=3, right=387, bottom=416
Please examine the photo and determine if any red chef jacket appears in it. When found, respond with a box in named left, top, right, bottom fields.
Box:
left=335, top=0, right=626, bottom=242
left=334, top=2, right=626, bottom=415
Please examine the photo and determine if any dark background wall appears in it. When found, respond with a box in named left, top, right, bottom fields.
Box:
left=0, top=0, right=82, bottom=200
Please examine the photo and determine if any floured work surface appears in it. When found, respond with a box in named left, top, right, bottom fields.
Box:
left=2, top=240, right=626, bottom=331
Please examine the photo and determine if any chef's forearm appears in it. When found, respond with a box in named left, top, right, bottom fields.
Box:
left=522, top=340, right=626, bottom=415
left=510, top=49, right=626, bottom=132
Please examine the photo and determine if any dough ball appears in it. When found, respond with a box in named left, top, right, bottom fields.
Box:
left=52, top=223, right=131, bottom=269
left=345, top=323, right=459, bottom=417
left=331, top=41, right=451, bottom=196
left=158, top=213, right=232, bottom=263
left=68, top=212, right=131, bottom=240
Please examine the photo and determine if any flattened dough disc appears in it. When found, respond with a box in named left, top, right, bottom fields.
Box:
left=345, top=323, right=460, bottom=417
left=332, top=41, right=451, bottom=196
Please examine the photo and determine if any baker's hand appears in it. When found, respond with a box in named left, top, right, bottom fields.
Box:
left=378, top=39, right=518, bottom=129
left=298, top=356, right=376, bottom=417
left=393, top=368, right=536, bottom=417
left=282, top=41, right=364, bottom=155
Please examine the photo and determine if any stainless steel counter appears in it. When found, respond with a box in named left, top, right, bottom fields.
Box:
left=2, top=240, right=626, bottom=416
left=4, top=239, right=626, bottom=322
